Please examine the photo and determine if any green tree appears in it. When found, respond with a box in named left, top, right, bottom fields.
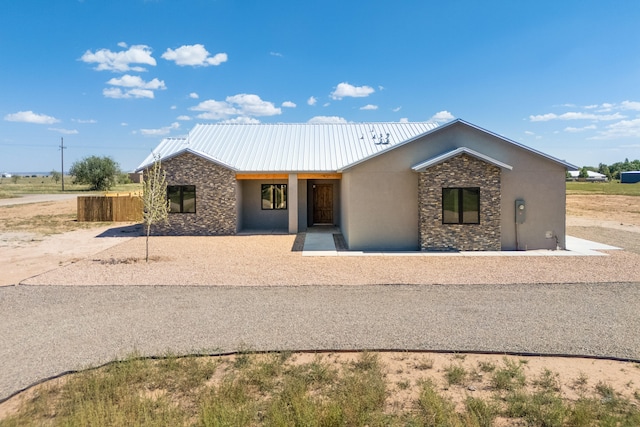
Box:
left=69, top=156, right=120, bottom=191
left=578, top=167, right=589, bottom=179
left=140, top=155, right=169, bottom=262
left=50, top=170, right=62, bottom=184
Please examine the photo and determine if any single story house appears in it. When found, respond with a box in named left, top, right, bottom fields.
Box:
left=567, top=170, right=608, bottom=182
left=136, top=119, right=576, bottom=251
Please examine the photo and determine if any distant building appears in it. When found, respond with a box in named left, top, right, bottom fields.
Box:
left=1, top=172, right=12, bottom=178
left=567, top=170, right=607, bottom=182
left=128, top=172, right=143, bottom=183
left=620, top=171, right=640, bottom=184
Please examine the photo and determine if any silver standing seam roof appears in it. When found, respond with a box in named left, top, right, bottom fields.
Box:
left=136, top=119, right=577, bottom=172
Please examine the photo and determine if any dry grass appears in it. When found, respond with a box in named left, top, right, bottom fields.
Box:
left=2, top=352, right=640, bottom=426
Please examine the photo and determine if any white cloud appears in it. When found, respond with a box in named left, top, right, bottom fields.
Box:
left=139, top=122, right=180, bottom=136
left=121, top=122, right=128, bottom=126
left=307, top=116, right=348, bottom=124
left=190, top=99, right=239, bottom=120
left=524, top=131, right=535, bottom=135
left=307, top=96, right=317, bottom=106
left=80, top=44, right=156, bottom=72
left=590, top=118, right=640, bottom=140
left=399, top=118, right=409, bottom=123
left=330, top=82, right=375, bottom=100
left=73, top=118, right=97, bottom=124
left=226, top=94, right=281, bottom=116
left=103, top=87, right=155, bottom=99
left=221, top=117, right=261, bottom=124
left=392, top=107, right=402, bottom=112
left=190, top=94, right=281, bottom=120
left=104, top=75, right=166, bottom=99
left=48, top=128, right=79, bottom=135
left=117, top=42, right=128, bottom=48
left=564, top=125, right=597, bottom=133
left=621, top=100, right=640, bottom=111
left=189, top=92, right=199, bottom=99
left=282, top=101, right=296, bottom=108
left=176, top=115, right=192, bottom=121
left=360, top=104, right=378, bottom=110
left=106, top=75, right=166, bottom=89
left=529, top=112, right=626, bottom=122
left=270, top=52, right=283, bottom=57
left=4, top=110, right=59, bottom=124
left=429, top=110, right=455, bottom=123
left=161, top=44, right=227, bottom=67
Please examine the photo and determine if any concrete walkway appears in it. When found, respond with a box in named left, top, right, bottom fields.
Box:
left=302, top=227, right=621, bottom=257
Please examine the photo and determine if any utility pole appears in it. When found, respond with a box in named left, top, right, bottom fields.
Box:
left=60, top=137, right=66, bottom=191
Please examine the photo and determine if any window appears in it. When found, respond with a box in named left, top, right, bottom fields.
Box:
left=167, top=185, right=196, bottom=213
left=261, top=184, right=287, bottom=210
left=442, top=187, right=479, bottom=224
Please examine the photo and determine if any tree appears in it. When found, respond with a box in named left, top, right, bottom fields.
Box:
left=69, top=156, right=120, bottom=191
left=140, top=155, right=169, bottom=262
left=578, top=167, right=589, bottom=179
left=50, top=170, right=61, bottom=184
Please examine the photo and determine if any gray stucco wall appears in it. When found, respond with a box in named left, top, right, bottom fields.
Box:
left=151, top=152, right=237, bottom=236
left=240, top=180, right=288, bottom=231
left=341, top=150, right=421, bottom=251
left=341, top=122, right=568, bottom=251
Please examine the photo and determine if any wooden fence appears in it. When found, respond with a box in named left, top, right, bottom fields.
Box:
left=77, top=193, right=143, bottom=222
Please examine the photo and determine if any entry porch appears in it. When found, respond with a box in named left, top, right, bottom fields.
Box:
left=236, top=173, right=341, bottom=234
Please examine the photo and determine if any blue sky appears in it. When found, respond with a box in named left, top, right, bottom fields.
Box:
left=1, top=0, right=639, bottom=173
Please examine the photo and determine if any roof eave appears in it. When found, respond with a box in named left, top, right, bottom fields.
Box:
left=411, top=147, right=514, bottom=172
left=443, top=119, right=579, bottom=170
left=135, top=147, right=237, bottom=173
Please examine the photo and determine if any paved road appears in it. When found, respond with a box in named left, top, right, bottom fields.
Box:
left=0, top=194, right=78, bottom=207
left=1, top=282, right=639, bottom=401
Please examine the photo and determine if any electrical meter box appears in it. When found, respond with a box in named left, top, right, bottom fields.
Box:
left=515, top=199, right=526, bottom=224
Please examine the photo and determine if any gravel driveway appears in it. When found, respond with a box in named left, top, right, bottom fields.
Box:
left=2, top=282, right=640, bottom=402
left=3, top=212, right=640, bottom=403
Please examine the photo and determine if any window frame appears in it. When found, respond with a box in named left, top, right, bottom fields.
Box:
left=442, top=187, right=480, bottom=225
left=167, top=185, right=196, bottom=214
left=261, top=184, right=288, bottom=210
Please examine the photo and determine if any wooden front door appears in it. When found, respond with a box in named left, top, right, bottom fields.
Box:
left=313, top=184, right=333, bottom=224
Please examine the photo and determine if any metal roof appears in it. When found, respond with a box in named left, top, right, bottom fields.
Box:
left=136, top=119, right=577, bottom=172
left=136, top=122, right=439, bottom=172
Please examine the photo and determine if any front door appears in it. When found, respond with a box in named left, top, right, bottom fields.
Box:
left=313, top=184, right=333, bottom=224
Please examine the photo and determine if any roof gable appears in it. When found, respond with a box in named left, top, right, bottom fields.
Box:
left=412, top=147, right=513, bottom=172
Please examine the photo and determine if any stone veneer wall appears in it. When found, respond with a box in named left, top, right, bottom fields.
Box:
left=418, top=154, right=501, bottom=251
left=150, top=152, right=237, bottom=236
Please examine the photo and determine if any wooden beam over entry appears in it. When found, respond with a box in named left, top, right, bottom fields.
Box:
left=236, top=173, right=289, bottom=180
left=236, top=173, right=342, bottom=180
left=298, top=173, right=342, bottom=180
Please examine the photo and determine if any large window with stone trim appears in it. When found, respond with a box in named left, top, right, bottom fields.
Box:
left=168, top=185, right=196, bottom=213
left=261, top=184, right=287, bottom=210
left=442, top=187, right=480, bottom=224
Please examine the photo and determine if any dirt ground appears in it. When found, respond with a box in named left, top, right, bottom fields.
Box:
left=1, top=194, right=640, bottom=419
